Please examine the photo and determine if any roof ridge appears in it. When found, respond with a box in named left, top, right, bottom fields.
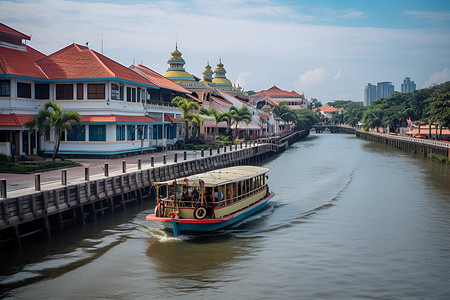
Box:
left=87, top=48, right=115, bottom=78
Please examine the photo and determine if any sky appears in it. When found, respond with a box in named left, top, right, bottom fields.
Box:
left=1, top=0, right=449, bottom=103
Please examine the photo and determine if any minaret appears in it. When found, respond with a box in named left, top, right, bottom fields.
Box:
left=202, top=61, right=214, bottom=82
left=162, top=45, right=195, bottom=81
left=212, top=58, right=232, bottom=87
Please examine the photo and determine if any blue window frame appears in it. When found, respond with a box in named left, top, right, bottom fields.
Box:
left=116, top=125, right=125, bottom=141
left=67, top=125, right=86, bottom=141
left=89, top=125, right=106, bottom=141
left=127, top=125, right=135, bottom=141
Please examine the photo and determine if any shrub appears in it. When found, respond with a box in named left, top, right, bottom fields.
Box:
left=0, top=153, right=8, bottom=162
left=427, top=153, right=449, bottom=164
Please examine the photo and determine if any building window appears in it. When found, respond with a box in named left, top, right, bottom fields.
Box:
left=137, top=87, right=141, bottom=102
left=67, top=125, right=85, bottom=141
left=116, top=125, right=125, bottom=141
left=89, top=125, right=106, bottom=141
left=111, top=84, right=125, bottom=100
left=0, top=80, right=11, bottom=96
left=127, top=87, right=131, bottom=102
left=35, top=83, right=50, bottom=99
left=87, top=84, right=105, bottom=99
left=17, top=82, right=31, bottom=98
left=127, top=125, right=135, bottom=141
left=126, top=87, right=136, bottom=102
left=111, top=84, right=119, bottom=100
left=77, top=83, right=83, bottom=100
left=56, top=84, right=73, bottom=100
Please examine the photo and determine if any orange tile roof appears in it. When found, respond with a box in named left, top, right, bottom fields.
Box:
left=0, top=23, right=31, bottom=40
left=37, top=44, right=157, bottom=88
left=81, top=114, right=157, bottom=123
left=0, top=44, right=47, bottom=78
left=319, top=105, right=338, bottom=112
left=0, top=114, right=34, bottom=126
left=133, top=64, right=191, bottom=94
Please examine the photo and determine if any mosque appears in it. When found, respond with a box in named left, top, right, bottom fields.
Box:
left=161, top=46, right=249, bottom=103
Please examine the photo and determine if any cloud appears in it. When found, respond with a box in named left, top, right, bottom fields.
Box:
left=404, top=10, right=450, bottom=22
left=422, top=68, right=450, bottom=88
left=294, top=68, right=341, bottom=87
left=0, top=0, right=449, bottom=101
left=235, top=71, right=251, bottom=88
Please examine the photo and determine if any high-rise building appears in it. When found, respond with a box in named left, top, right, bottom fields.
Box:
left=364, top=83, right=377, bottom=106
left=401, top=77, right=416, bottom=93
left=377, top=81, right=394, bottom=99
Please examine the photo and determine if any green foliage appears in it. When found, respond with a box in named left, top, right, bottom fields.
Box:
left=427, top=153, right=449, bottom=164
left=0, top=153, right=8, bottom=162
left=0, top=160, right=79, bottom=173
left=361, top=82, right=450, bottom=136
left=294, top=109, right=318, bottom=130
left=26, top=101, right=81, bottom=161
left=273, top=102, right=297, bottom=124
left=171, top=96, right=202, bottom=140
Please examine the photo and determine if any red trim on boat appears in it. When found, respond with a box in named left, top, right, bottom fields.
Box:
left=146, top=191, right=274, bottom=223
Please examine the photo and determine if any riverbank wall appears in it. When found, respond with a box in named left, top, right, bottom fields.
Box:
left=356, top=130, right=450, bottom=158
left=0, top=130, right=308, bottom=248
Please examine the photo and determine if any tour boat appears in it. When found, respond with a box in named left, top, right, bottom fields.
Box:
left=146, top=165, right=274, bottom=236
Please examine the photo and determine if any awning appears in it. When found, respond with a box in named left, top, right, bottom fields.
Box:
left=81, top=114, right=157, bottom=124
left=0, top=114, right=34, bottom=127
left=164, top=115, right=183, bottom=123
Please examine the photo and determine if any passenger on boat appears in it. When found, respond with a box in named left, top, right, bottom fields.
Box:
left=192, top=188, right=199, bottom=200
left=214, top=191, right=223, bottom=202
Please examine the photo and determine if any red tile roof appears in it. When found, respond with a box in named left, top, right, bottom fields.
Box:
left=36, top=44, right=157, bottom=87
left=164, top=115, right=183, bottom=123
left=0, top=44, right=47, bottom=78
left=211, top=95, right=232, bottom=105
left=81, top=115, right=157, bottom=123
left=251, top=85, right=302, bottom=99
left=133, top=64, right=191, bottom=94
left=0, top=23, right=31, bottom=40
left=261, top=95, right=279, bottom=107
left=0, top=114, right=34, bottom=126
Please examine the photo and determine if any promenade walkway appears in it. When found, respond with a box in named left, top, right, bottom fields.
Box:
left=0, top=148, right=231, bottom=199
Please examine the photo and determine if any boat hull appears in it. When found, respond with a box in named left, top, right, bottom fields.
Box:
left=147, top=191, right=274, bottom=235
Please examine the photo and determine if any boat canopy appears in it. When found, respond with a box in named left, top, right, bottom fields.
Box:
left=153, top=166, right=269, bottom=188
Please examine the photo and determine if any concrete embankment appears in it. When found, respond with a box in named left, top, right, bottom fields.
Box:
left=356, top=130, right=450, bottom=158
left=0, top=130, right=308, bottom=248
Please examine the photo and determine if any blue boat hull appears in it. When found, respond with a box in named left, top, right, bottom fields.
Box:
left=157, top=191, right=274, bottom=235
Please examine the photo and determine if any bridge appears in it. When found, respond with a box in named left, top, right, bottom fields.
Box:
left=311, top=125, right=356, bottom=134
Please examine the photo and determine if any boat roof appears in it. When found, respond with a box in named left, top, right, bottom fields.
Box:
left=154, top=166, right=269, bottom=187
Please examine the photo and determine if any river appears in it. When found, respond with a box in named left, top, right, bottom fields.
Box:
left=1, top=133, right=450, bottom=299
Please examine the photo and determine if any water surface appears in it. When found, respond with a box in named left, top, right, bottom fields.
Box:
left=1, top=133, right=450, bottom=299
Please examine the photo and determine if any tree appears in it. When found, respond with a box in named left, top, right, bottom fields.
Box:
left=25, top=101, right=81, bottom=161
left=362, top=108, right=383, bottom=132
left=273, top=102, right=297, bottom=124
left=229, top=105, right=252, bottom=141
left=200, top=107, right=230, bottom=142
left=309, top=98, right=322, bottom=109
left=172, top=96, right=201, bottom=142
left=424, top=82, right=450, bottom=139
left=294, top=109, right=318, bottom=130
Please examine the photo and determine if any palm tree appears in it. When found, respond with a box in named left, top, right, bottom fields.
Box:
left=273, top=102, right=297, bottom=125
left=200, top=107, right=230, bottom=142
left=172, top=96, right=201, bottom=142
left=25, top=101, right=81, bottom=161
left=229, top=105, right=252, bottom=141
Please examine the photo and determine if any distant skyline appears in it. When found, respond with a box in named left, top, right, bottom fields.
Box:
left=1, top=0, right=449, bottom=102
